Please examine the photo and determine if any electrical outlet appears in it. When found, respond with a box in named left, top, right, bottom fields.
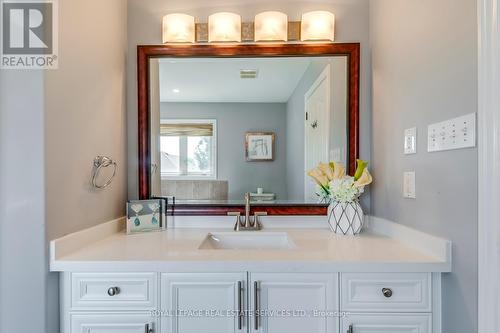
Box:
left=404, top=127, right=417, bottom=154
left=428, top=113, right=476, bottom=152
left=403, top=171, right=416, bottom=199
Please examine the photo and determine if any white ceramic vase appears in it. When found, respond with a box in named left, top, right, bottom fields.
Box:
left=327, top=200, right=364, bottom=235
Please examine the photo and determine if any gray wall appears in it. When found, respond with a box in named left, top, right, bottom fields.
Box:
left=162, top=102, right=287, bottom=199
left=1, top=1, right=128, bottom=333
left=370, top=1, right=478, bottom=332
left=127, top=0, right=371, bottom=200
left=286, top=58, right=349, bottom=202
left=45, top=0, right=128, bottom=241
left=0, top=72, right=50, bottom=333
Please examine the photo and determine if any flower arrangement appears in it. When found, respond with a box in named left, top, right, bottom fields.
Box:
left=307, top=160, right=373, bottom=203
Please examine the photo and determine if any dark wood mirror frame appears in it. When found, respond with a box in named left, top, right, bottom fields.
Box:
left=137, top=43, right=360, bottom=215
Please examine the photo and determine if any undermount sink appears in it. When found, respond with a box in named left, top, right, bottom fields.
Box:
left=198, top=232, right=296, bottom=250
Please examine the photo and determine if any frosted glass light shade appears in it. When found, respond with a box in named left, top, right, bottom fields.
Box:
left=254, top=11, right=288, bottom=41
left=208, top=12, right=241, bottom=42
left=301, top=11, right=335, bottom=41
left=162, top=13, right=195, bottom=43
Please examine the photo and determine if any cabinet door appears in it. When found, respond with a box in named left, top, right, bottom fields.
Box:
left=341, top=314, right=432, bottom=333
left=161, top=273, right=246, bottom=333
left=70, top=313, right=156, bottom=333
left=250, top=273, right=338, bottom=333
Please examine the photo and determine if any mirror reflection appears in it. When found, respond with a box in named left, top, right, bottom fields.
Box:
left=150, top=56, right=348, bottom=202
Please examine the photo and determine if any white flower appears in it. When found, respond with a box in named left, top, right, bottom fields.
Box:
left=329, top=176, right=361, bottom=203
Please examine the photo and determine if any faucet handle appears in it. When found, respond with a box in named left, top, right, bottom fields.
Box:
left=253, top=212, right=267, bottom=230
left=228, top=212, right=242, bottom=231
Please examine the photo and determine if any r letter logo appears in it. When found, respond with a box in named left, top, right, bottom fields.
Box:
left=1, top=0, right=58, bottom=69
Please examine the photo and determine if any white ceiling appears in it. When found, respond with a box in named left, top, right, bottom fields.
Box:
left=158, top=57, right=311, bottom=103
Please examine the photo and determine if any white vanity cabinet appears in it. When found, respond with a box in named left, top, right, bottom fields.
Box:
left=70, top=314, right=156, bottom=333
left=70, top=272, right=157, bottom=310
left=249, top=273, right=338, bottom=333
left=161, top=273, right=247, bottom=333
left=61, top=272, right=440, bottom=333
left=340, top=273, right=435, bottom=333
left=159, top=272, right=337, bottom=333
left=61, top=273, right=158, bottom=333
left=341, top=314, right=432, bottom=333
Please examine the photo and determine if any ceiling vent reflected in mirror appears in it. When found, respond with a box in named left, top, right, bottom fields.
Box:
left=240, top=69, right=259, bottom=79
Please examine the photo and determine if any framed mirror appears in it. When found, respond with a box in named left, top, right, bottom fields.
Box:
left=138, top=43, right=360, bottom=215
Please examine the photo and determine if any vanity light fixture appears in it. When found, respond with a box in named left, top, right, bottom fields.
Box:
left=162, top=13, right=195, bottom=43
left=161, top=11, right=336, bottom=43
left=254, top=11, right=288, bottom=42
left=208, top=12, right=242, bottom=42
left=300, top=11, right=335, bottom=41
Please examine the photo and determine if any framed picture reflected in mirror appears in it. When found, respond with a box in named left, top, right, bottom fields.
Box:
left=245, top=132, right=275, bottom=161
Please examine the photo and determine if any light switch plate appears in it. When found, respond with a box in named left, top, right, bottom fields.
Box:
left=404, top=127, right=417, bottom=154
left=428, top=113, right=476, bottom=152
left=403, top=171, right=416, bottom=199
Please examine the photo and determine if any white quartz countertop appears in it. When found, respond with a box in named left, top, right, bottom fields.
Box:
left=50, top=222, right=451, bottom=273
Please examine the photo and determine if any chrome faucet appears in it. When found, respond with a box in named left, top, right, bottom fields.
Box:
left=228, top=192, right=267, bottom=231
left=244, top=192, right=251, bottom=228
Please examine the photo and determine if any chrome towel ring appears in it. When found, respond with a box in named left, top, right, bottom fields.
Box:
left=91, top=156, right=117, bottom=189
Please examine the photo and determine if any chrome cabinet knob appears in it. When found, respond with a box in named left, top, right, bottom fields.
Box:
left=382, top=287, right=393, bottom=298
left=107, top=286, right=120, bottom=296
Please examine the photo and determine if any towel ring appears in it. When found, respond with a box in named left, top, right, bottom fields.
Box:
left=91, top=156, right=117, bottom=189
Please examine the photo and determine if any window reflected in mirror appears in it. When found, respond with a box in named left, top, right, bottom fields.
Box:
left=160, top=120, right=217, bottom=179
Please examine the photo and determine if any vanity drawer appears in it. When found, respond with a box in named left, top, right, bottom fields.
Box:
left=341, top=273, right=431, bottom=312
left=341, top=313, right=432, bottom=333
left=71, top=273, right=157, bottom=310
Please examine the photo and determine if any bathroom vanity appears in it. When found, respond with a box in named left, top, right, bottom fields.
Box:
left=49, top=43, right=451, bottom=333
left=50, top=216, right=451, bottom=333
